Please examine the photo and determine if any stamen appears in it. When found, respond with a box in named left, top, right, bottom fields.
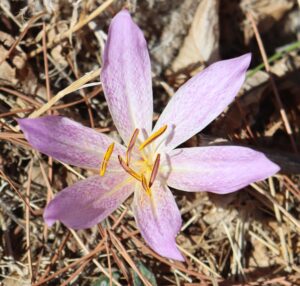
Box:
left=126, top=128, right=139, bottom=165
left=118, top=155, right=141, bottom=181
left=100, top=143, right=115, bottom=176
left=141, top=174, right=152, bottom=197
left=139, top=125, right=167, bottom=150
left=149, top=154, right=160, bottom=187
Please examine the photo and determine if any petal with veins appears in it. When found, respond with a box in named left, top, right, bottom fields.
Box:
left=153, top=54, right=251, bottom=152
left=167, top=146, right=280, bottom=194
left=132, top=182, right=184, bottom=261
left=101, top=10, right=153, bottom=144
left=44, top=173, right=133, bottom=229
left=18, top=116, right=125, bottom=170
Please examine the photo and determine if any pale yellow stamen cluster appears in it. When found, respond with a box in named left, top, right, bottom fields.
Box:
left=99, top=125, right=167, bottom=196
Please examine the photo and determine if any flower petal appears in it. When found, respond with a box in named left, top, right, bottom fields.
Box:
left=44, top=173, right=133, bottom=229
left=153, top=54, right=251, bottom=152
left=18, top=116, right=125, bottom=170
left=167, top=146, right=279, bottom=194
left=132, top=182, right=184, bottom=261
left=101, top=10, right=153, bottom=144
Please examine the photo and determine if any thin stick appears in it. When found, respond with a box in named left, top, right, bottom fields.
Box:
left=42, top=21, right=53, bottom=244
left=42, top=22, right=52, bottom=105
left=104, top=229, right=113, bottom=286
left=0, top=169, right=36, bottom=215
left=222, top=222, right=246, bottom=278
left=108, top=230, right=152, bottom=286
left=111, top=207, right=128, bottom=230
left=269, top=177, right=290, bottom=269
left=110, top=248, right=130, bottom=282
left=69, top=229, right=121, bottom=286
left=0, top=12, right=46, bottom=65
left=66, top=55, right=95, bottom=128
left=36, top=231, right=70, bottom=283
left=251, top=183, right=300, bottom=230
left=33, top=240, right=105, bottom=286
left=25, top=161, right=34, bottom=281
left=118, top=224, right=209, bottom=281
left=59, top=259, right=90, bottom=286
left=247, top=12, right=298, bottom=153
left=29, top=0, right=115, bottom=57
left=0, top=87, right=41, bottom=107
left=0, top=88, right=101, bottom=119
left=28, top=68, right=101, bottom=120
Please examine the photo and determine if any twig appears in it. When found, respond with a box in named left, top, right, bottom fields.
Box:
left=36, top=231, right=70, bottom=284
left=59, top=259, right=90, bottom=286
left=0, top=87, right=42, bottom=107
left=69, top=229, right=122, bottom=286
left=33, top=240, right=105, bottom=286
left=251, top=183, right=300, bottom=230
left=104, top=229, right=113, bottom=286
left=247, top=12, right=298, bottom=153
left=109, top=229, right=152, bottom=286
left=27, top=68, right=101, bottom=120
left=25, top=160, right=34, bottom=281
left=269, top=177, right=291, bottom=269
left=0, top=169, right=38, bottom=215
left=222, top=222, right=246, bottom=278
left=0, top=12, right=46, bottom=65
left=42, top=21, right=54, bottom=244
left=29, top=0, right=116, bottom=57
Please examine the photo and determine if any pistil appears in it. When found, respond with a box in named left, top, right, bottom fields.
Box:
left=141, top=174, right=152, bottom=197
left=117, top=127, right=165, bottom=196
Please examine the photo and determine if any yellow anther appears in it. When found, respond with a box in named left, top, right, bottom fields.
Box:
left=126, top=128, right=139, bottom=165
left=149, top=154, right=160, bottom=187
left=141, top=174, right=152, bottom=197
left=100, top=143, right=115, bottom=176
left=118, top=155, right=141, bottom=181
left=139, top=125, right=167, bottom=150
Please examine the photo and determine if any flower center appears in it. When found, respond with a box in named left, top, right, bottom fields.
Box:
left=99, top=126, right=167, bottom=197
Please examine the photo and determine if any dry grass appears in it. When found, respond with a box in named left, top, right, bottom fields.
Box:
left=1, top=0, right=300, bottom=285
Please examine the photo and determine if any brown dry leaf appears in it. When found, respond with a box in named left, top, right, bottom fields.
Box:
left=270, top=52, right=300, bottom=77
left=2, top=274, right=30, bottom=286
left=203, top=206, right=238, bottom=237
left=241, top=0, right=294, bottom=44
left=0, top=31, right=26, bottom=86
left=249, top=240, right=271, bottom=268
left=48, top=22, right=69, bottom=69
left=0, top=51, right=17, bottom=85
left=151, top=0, right=202, bottom=73
left=171, top=0, right=220, bottom=72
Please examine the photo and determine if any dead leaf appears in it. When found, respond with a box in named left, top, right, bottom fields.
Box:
left=171, top=0, right=220, bottom=72
left=241, top=0, right=294, bottom=44
left=2, top=273, right=30, bottom=286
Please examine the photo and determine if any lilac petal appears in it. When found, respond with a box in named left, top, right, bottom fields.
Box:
left=18, top=116, right=125, bottom=170
left=153, top=54, right=251, bottom=152
left=167, top=146, right=280, bottom=194
left=44, top=173, right=133, bottom=229
left=132, top=182, right=184, bottom=261
left=101, top=10, right=153, bottom=144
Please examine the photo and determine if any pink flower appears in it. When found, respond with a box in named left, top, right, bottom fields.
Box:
left=18, top=10, right=279, bottom=261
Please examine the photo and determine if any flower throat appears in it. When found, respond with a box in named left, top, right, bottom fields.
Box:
left=99, top=126, right=167, bottom=196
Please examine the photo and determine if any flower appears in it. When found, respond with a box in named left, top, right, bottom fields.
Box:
left=18, top=10, right=279, bottom=261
